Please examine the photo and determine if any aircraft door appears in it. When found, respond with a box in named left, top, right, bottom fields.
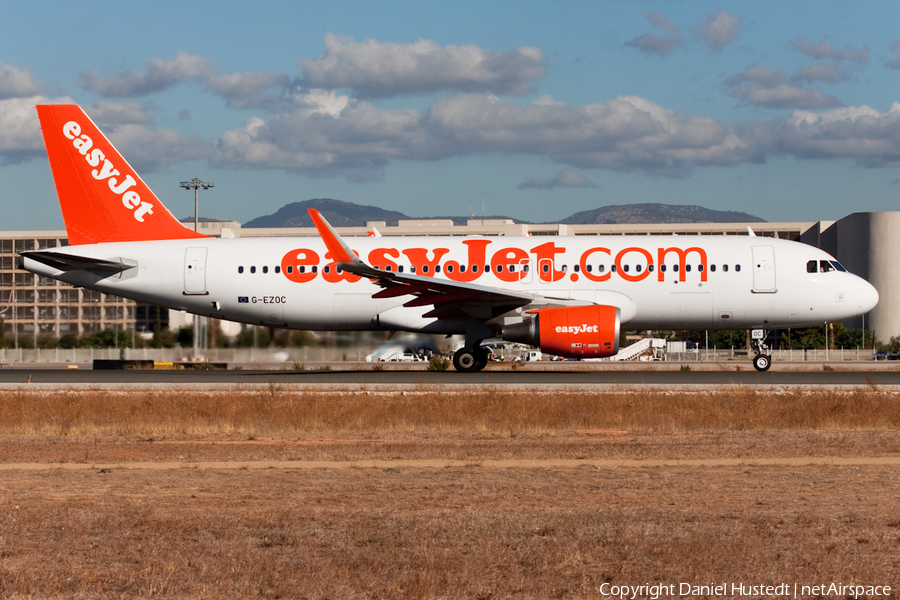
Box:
left=184, top=247, right=208, bottom=295
left=751, top=246, right=776, bottom=293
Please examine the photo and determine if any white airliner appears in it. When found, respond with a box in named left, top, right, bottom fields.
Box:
left=21, top=105, right=879, bottom=372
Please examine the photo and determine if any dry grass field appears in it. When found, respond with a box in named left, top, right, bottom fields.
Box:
left=1, top=385, right=899, bottom=599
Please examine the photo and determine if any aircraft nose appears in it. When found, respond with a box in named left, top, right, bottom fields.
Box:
left=858, top=279, right=879, bottom=315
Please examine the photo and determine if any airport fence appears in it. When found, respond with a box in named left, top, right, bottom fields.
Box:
left=0, top=345, right=379, bottom=365
left=671, top=348, right=879, bottom=362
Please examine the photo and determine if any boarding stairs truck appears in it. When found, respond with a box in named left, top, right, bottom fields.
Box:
left=609, top=338, right=667, bottom=361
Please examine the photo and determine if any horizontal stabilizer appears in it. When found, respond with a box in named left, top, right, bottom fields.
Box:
left=19, top=251, right=135, bottom=273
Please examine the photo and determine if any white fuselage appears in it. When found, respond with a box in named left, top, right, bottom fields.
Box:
left=23, top=234, right=878, bottom=334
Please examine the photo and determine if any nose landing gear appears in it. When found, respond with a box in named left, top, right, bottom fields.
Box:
left=751, top=329, right=771, bottom=371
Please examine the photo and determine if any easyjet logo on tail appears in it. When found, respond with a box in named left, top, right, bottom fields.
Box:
left=62, top=121, right=154, bottom=223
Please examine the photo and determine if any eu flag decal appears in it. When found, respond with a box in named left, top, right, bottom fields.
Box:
left=238, top=296, right=249, bottom=303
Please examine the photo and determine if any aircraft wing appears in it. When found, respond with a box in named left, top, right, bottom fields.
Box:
left=308, top=209, right=555, bottom=320
left=19, top=251, right=135, bottom=273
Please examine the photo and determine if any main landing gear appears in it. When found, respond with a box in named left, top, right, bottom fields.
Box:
left=453, top=346, right=489, bottom=373
left=751, top=329, right=771, bottom=372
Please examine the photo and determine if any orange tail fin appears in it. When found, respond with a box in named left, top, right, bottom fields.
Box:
left=36, top=104, right=208, bottom=245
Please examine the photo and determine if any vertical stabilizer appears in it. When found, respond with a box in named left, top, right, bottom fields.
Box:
left=36, top=104, right=208, bottom=245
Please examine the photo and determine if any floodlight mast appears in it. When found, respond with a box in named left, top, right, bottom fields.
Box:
left=179, top=177, right=214, bottom=233
left=179, top=177, right=214, bottom=358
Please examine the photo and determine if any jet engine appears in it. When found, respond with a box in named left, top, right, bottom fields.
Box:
left=502, top=305, right=620, bottom=359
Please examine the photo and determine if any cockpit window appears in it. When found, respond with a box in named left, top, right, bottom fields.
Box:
left=819, top=260, right=834, bottom=273
left=807, top=260, right=817, bottom=273
left=830, top=261, right=847, bottom=272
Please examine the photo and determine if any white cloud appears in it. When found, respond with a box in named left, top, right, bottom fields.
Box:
left=78, top=52, right=213, bottom=96
left=737, top=84, right=842, bottom=110
left=792, top=63, right=848, bottom=83
left=887, top=41, right=900, bottom=70
left=518, top=168, right=598, bottom=190
left=86, top=101, right=154, bottom=125
left=103, top=123, right=211, bottom=173
left=214, top=93, right=761, bottom=180
left=726, top=66, right=786, bottom=87
left=792, top=36, right=869, bottom=64
left=695, top=11, right=742, bottom=51
left=726, top=66, right=842, bottom=109
left=212, top=93, right=424, bottom=181
left=0, top=96, right=54, bottom=164
left=298, top=33, right=545, bottom=98
left=0, top=62, right=43, bottom=100
left=78, top=52, right=286, bottom=109
left=625, top=13, right=682, bottom=56
left=775, top=103, right=900, bottom=167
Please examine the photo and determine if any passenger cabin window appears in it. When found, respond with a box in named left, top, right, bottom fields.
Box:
left=238, top=266, right=244, bottom=274
left=262, top=266, right=268, bottom=274
left=735, top=265, right=741, bottom=272
left=250, top=266, right=256, bottom=274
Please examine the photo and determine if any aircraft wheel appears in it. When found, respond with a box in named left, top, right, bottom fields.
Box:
left=453, top=348, right=481, bottom=372
left=474, top=347, right=489, bottom=371
left=752, top=354, right=771, bottom=372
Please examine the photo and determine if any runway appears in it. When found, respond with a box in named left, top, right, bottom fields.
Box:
left=1, top=366, right=899, bottom=386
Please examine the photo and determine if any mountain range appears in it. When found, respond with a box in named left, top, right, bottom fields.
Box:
left=241, top=199, right=764, bottom=228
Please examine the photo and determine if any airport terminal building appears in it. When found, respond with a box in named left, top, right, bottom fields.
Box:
left=1, top=212, right=896, bottom=344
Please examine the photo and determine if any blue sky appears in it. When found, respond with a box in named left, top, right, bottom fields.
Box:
left=1, top=0, right=899, bottom=230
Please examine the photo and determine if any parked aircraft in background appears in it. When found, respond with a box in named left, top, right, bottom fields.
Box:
left=21, top=105, right=879, bottom=371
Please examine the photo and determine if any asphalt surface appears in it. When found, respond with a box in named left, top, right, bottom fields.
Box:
left=1, top=368, right=899, bottom=386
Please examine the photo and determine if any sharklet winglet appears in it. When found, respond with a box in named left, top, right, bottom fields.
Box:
left=308, top=208, right=365, bottom=267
